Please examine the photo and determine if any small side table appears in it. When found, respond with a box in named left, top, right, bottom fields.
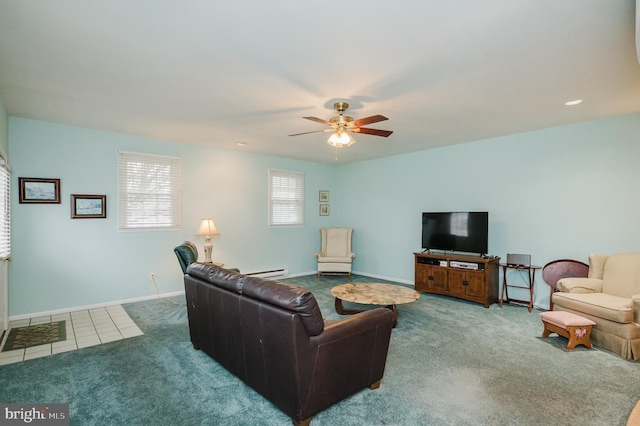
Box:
left=500, top=264, right=541, bottom=313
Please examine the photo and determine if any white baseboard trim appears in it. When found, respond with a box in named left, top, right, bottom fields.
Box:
left=286, top=271, right=316, bottom=278
left=9, top=290, right=185, bottom=322
left=284, top=270, right=412, bottom=286
left=351, top=270, right=413, bottom=286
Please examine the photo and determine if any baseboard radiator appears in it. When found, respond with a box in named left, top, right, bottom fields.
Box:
left=245, top=268, right=289, bottom=279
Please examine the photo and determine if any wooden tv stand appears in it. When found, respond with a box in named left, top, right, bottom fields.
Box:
left=414, top=252, right=500, bottom=308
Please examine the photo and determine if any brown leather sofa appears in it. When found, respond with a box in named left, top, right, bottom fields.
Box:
left=184, top=263, right=394, bottom=426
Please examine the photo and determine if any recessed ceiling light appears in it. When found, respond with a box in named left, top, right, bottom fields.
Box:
left=236, top=142, right=247, bottom=146
left=564, top=99, right=583, bottom=106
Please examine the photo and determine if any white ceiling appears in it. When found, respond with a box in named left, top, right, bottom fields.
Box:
left=1, top=1, right=639, bottom=164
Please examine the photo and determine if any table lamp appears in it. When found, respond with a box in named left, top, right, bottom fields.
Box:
left=195, top=218, right=220, bottom=263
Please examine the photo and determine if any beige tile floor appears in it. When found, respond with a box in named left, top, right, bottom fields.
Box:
left=0, top=305, right=143, bottom=365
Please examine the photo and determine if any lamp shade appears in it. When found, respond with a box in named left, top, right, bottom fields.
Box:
left=195, top=218, right=220, bottom=236
left=327, top=130, right=355, bottom=147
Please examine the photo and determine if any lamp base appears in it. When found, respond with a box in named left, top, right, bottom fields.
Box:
left=203, top=239, right=212, bottom=263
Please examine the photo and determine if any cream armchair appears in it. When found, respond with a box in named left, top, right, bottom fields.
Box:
left=552, top=252, right=640, bottom=360
left=316, top=227, right=355, bottom=281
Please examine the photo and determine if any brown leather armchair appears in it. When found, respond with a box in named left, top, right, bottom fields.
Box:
left=184, top=263, right=394, bottom=425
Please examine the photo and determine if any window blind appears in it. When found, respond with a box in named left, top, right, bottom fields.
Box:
left=118, top=151, right=182, bottom=229
left=268, top=169, right=305, bottom=227
left=0, top=161, right=9, bottom=259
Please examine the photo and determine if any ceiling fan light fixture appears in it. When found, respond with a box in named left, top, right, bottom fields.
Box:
left=327, top=130, right=355, bottom=147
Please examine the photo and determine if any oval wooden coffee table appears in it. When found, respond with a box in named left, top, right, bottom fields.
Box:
left=330, top=283, right=420, bottom=328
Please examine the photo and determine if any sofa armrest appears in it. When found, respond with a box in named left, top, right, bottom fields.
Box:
left=300, top=308, right=393, bottom=416
left=556, top=277, right=603, bottom=293
left=632, top=295, right=640, bottom=323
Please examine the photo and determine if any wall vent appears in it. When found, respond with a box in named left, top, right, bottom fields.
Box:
left=245, top=268, right=289, bottom=279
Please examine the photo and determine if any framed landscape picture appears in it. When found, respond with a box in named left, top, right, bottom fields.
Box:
left=319, top=190, right=330, bottom=202
left=19, top=177, right=61, bottom=204
left=71, top=194, right=107, bottom=219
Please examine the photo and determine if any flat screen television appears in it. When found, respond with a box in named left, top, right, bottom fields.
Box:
left=421, top=212, right=488, bottom=255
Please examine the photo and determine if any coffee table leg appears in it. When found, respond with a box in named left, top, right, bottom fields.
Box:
left=334, top=298, right=398, bottom=328
left=334, top=297, right=363, bottom=315
left=386, top=304, right=398, bottom=328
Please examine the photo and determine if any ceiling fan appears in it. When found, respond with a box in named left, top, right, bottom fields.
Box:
left=288, top=102, right=393, bottom=148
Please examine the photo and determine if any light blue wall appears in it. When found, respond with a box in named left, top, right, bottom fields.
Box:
left=8, top=112, right=640, bottom=316
left=9, top=118, right=339, bottom=316
left=337, top=112, right=640, bottom=308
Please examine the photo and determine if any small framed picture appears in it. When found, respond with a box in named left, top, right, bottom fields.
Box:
left=71, top=194, right=107, bottom=219
left=319, top=190, right=330, bottom=202
left=19, top=177, right=61, bottom=204
left=320, top=204, right=330, bottom=216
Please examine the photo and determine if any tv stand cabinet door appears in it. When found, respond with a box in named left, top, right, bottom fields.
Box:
left=415, top=264, right=430, bottom=292
left=447, top=269, right=466, bottom=296
left=415, top=264, right=447, bottom=293
left=431, top=267, right=447, bottom=292
left=447, top=269, right=486, bottom=301
left=464, top=271, right=486, bottom=299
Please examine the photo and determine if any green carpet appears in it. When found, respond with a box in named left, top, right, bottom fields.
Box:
left=2, top=321, right=66, bottom=351
left=0, top=274, right=638, bottom=425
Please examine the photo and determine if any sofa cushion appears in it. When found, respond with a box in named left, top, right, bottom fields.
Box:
left=552, top=292, right=633, bottom=324
left=601, top=252, right=640, bottom=298
left=324, top=227, right=353, bottom=257
left=317, top=256, right=354, bottom=263
left=539, top=310, right=595, bottom=328
left=242, top=276, right=325, bottom=336
left=318, top=263, right=352, bottom=273
left=187, top=262, right=245, bottom=293
left=588, top=253, right=608, bottom=280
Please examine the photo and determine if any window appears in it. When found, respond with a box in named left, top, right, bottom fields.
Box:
left=268, top=169, right=304, bottom=227
left=118, top=151, right=182, bottom=229
left=0, top=159, right=9, bottom=259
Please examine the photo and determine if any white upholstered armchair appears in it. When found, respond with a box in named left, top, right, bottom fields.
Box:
left=315, top=227, right=355, bottom=281
left=553, top=252, right=640, bottom=360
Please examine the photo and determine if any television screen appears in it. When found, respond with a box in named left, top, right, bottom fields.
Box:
left=421, top=212, right=488, bottom=255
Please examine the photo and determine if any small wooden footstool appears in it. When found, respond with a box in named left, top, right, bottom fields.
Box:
left=539, top=311, right=596, bottom=350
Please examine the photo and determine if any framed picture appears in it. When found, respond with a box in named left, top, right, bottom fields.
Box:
left=19, top=177, right=61, bottom=204
left=71, top=194, right=107, bottom=219
left=319, top=190, right=330, bottom=202
left=320, top=204, right=330, bottom=216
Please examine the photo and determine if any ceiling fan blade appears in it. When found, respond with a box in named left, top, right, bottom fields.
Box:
left=303, top=116, right=332, bottom=126
left=353, top=127, right=394, bottom=137
left=351, top=115, right=388, bottom=127
left=288, top=129, right=334, bottom=136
